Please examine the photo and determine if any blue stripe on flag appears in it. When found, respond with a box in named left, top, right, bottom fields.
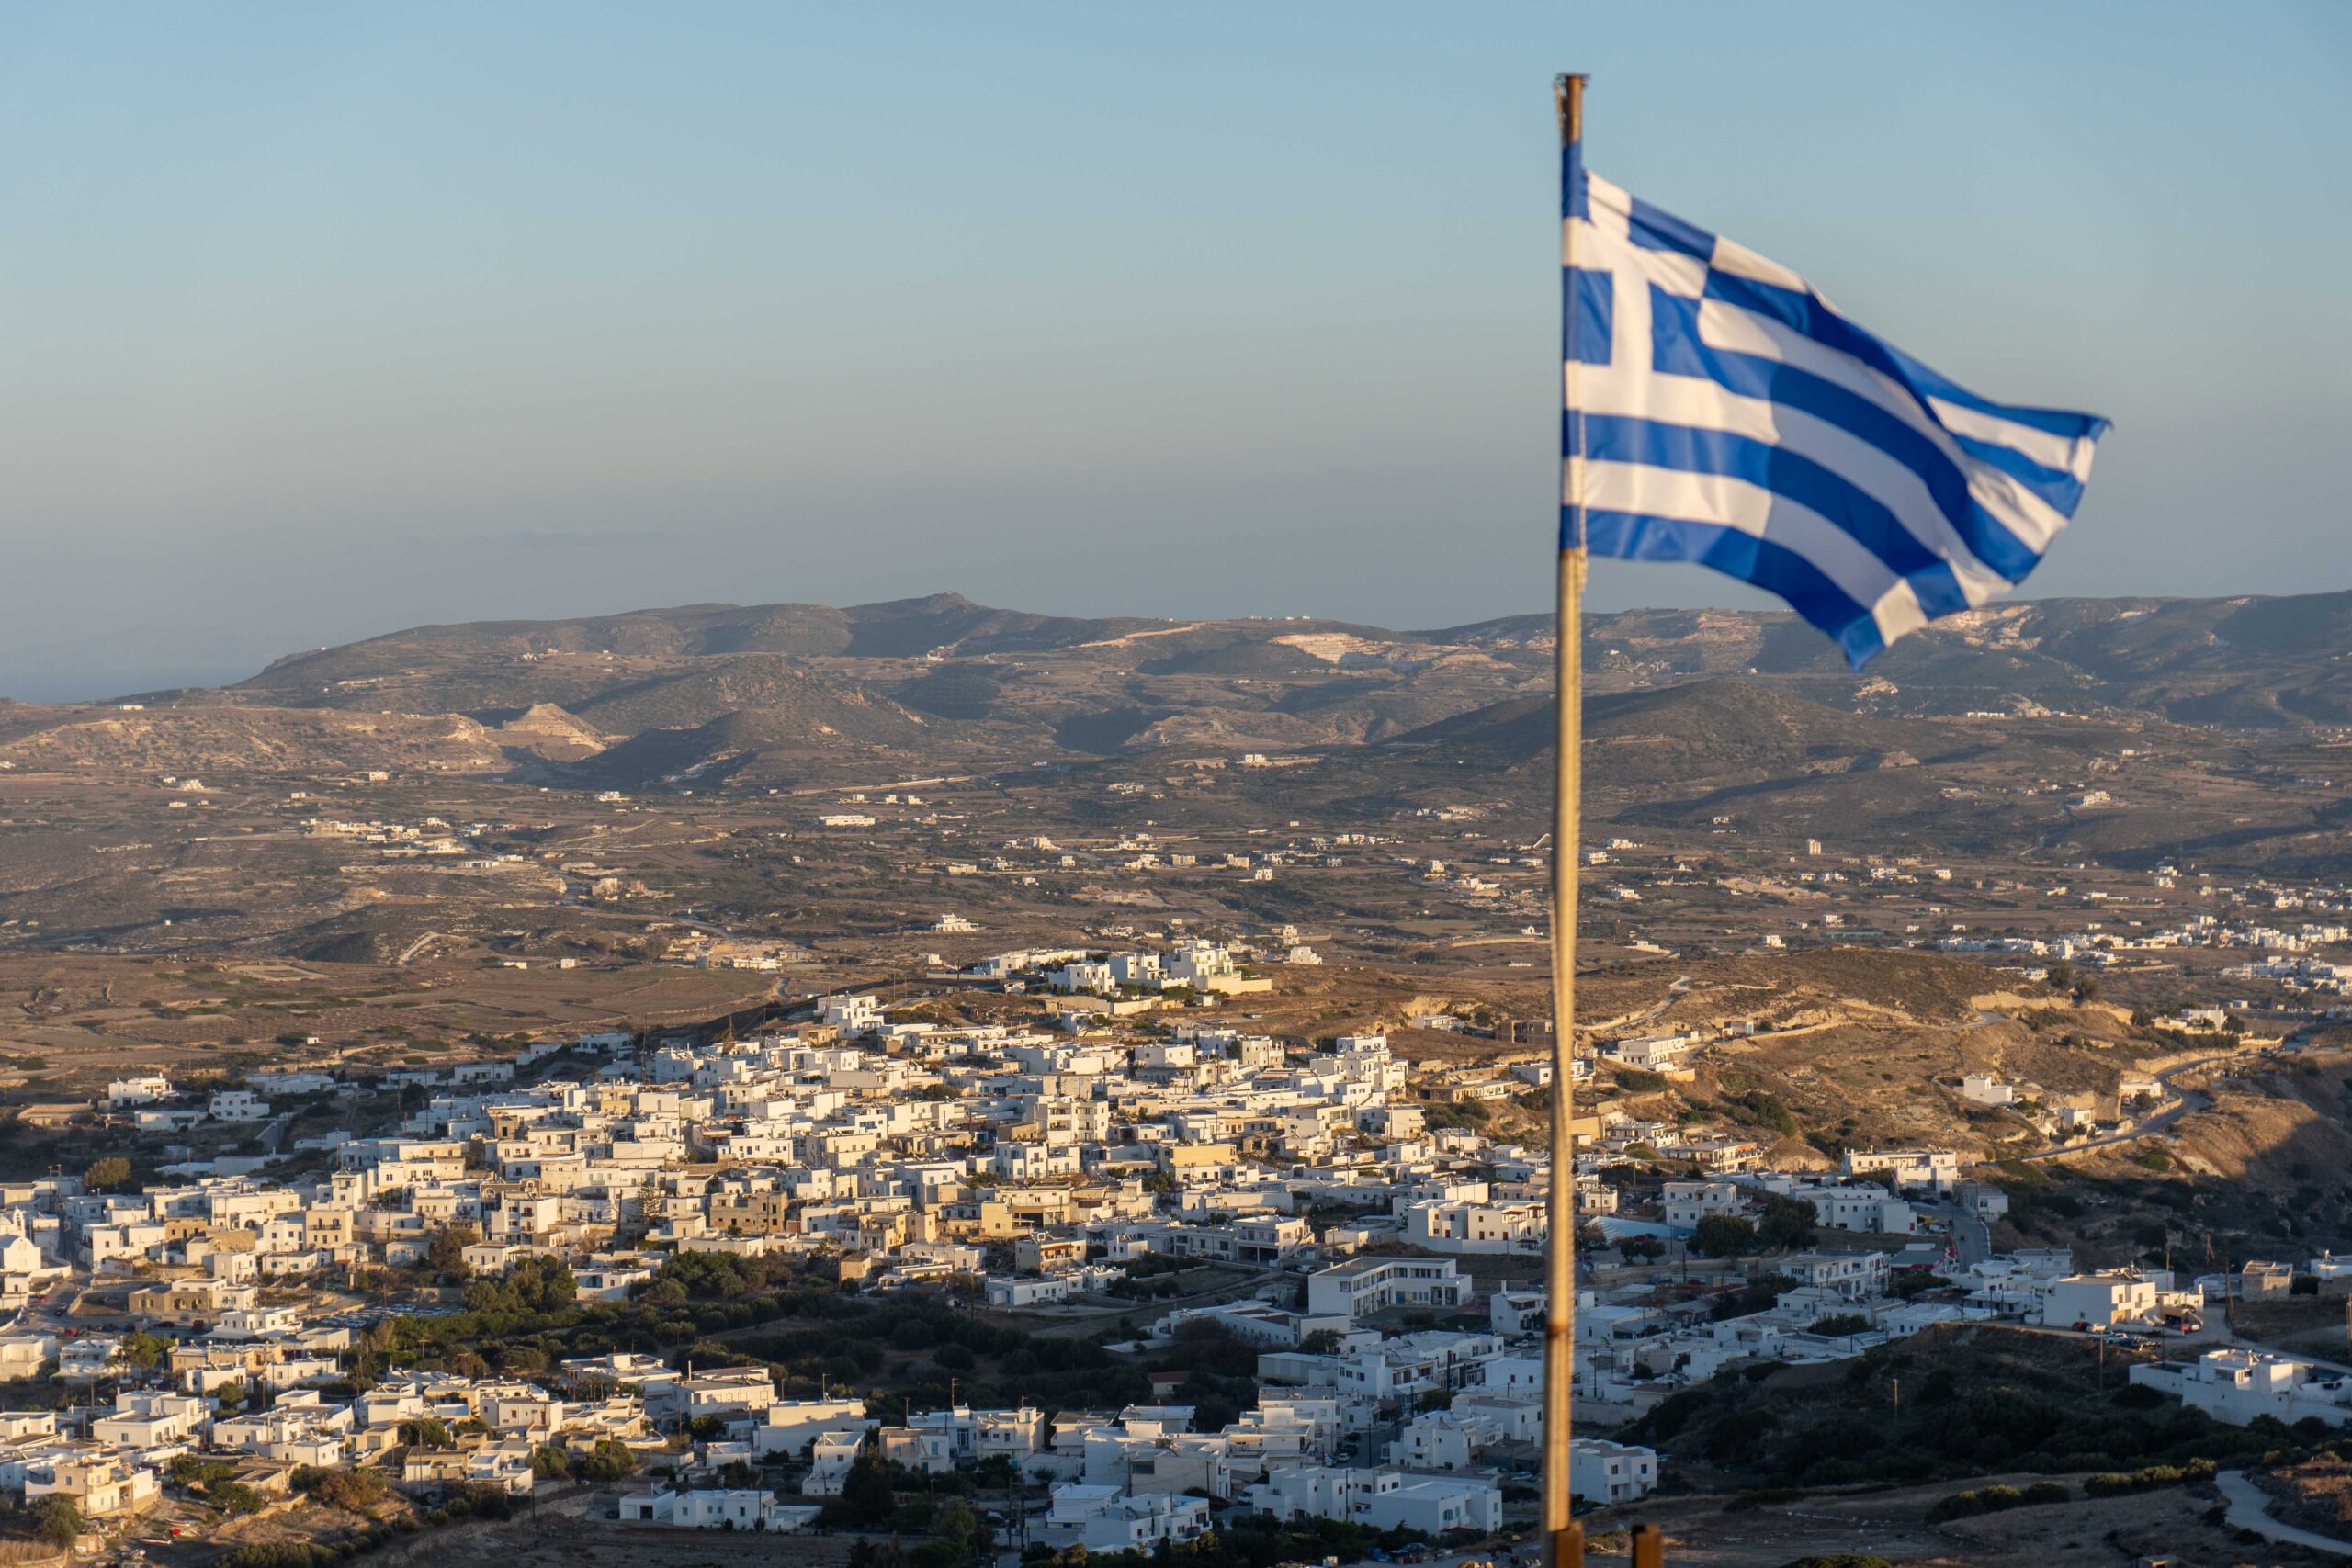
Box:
left=1628, top=196, right=1713, bottom=260
left=1702, top=269, right=2110, bottom=449
left=1562, top=130, right=1586, bottom=548
left=1563, top=164, right=2108, bottom=667
left=1949, top=434, right=2085, bottom=515
left=1701, top=270, right=1930, bottom=419
left=1581, top=509, right=1886, bottom=669
left=1582, top=413, right=1973, bottom=619
left=1568, top=268, right=1612, bottom=366
left=1647, top=290, right=2044, bottom=582
left=1878, top=338, right=2112, bottom=442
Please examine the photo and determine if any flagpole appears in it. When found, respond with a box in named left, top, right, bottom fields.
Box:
left=1543, top=71, right=1588, bottom=1568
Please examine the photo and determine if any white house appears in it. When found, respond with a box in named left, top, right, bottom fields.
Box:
left=1959, top=1075, right=2018, bottom=1107
left=744, top=1398, right=872, bottom=1458
left=1812, top=1185, right=1916, bottom=1235
left=1242, top=1461, right=1498, bottom=1532
left=2130, top=1349, right=2352, bottom=1430
left=618, top=1487, right=818, bottom=1530
left=1840, top=1148, right=1962, bottom=1191
left=1661, top=1181, right=1745, bottom=1233
left=800, top=1429, right=868, bottom=1495
left=209, top=1089, right=273, bottom=1123
left=1603, top=1034, right=1701, bottom=1071
left=106, top=1075, right=175, bottom=1107
left=1782, top=1251, right=1890, bottom=1302
left=1403, top=1199, right=1544, bottom=1255
left=1570, top=1438, right=1658, bottom=1505
left=1306, top=1257, right=1467, bottom=1319
left=1358, top=1475, right=1504, bottom=1535
left=1040, top=1483, right=1211, bottom=1551
left=2042, top=1270, right=2159, bottom=1330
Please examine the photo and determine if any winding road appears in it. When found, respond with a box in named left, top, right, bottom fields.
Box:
left=2018, top=1045, right=2245, bottom=1163
left=2215, top=1470, right=2352, bottom=1558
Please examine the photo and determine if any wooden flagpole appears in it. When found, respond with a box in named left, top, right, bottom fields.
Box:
left=1543, top=71, right=1589, bottom=1568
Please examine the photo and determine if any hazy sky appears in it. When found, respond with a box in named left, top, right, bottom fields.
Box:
left=3, top=2, right=2346, bottom=699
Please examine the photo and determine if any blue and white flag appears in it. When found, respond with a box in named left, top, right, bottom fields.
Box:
left=1563, top=152, right=2109, bottom=669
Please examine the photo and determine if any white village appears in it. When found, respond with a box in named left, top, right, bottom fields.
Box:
left=5, top=932, right=2347, bottom=1564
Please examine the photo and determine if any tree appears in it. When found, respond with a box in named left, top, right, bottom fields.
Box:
left=934, top=1496, right=979, bottom=1551
left=213, top=1481, right=267, bottom=1515
left=85, top=1156, right=133, bottom=1192
left=580, top=1438, right=637, bottom=1482
left=1690, top=1214, right=1758, bottom=1258
left=119, top=1330, right=170, bottom=1370
left=499, top=1344, right=548, bottom=1377
left=31, top=1495, right=83, bottom=1547
left=172, top=1457, right=239, bottom=1488
left=426, top=1221, right=480, bottom=1280
left=398, top=1417, right=452, bottom=1450
left=1756, top=1197, right=1817, bottom=1252
left=838, top=1444, right=898, bottom=1527
left=298, top=1466, right=389, bottom=1511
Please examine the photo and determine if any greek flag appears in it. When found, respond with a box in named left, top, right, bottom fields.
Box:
left=1563, top=151, right=2109, bottom=669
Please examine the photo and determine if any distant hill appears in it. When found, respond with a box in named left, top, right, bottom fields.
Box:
left=235, top=593, right=1164, bottom=697
left=1385, top=676, right=1938, bottom=784
left=2, top=586, right=2338, bottom=796
left=0, top=705, right=518, bottom=775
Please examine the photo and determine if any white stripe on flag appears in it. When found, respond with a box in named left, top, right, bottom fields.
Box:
left=1585, top=459, right=1932, bottom=647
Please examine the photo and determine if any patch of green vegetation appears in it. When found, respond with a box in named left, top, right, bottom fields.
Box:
left=1623, top=1325, right=2288, bottom=1487
left=1924, top=1479, right=2070, bottom=1523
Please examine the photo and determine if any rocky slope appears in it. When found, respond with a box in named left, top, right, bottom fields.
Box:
left=0, top=588, right=2332, bottom=803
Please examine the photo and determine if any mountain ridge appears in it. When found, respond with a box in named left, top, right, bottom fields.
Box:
left=4, top=587, right=2341, bottom=795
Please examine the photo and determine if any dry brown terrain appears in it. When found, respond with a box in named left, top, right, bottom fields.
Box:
left=0, top=951, right=777, bottom=1097
left=1595, top=1477, right=2321, bottom=1567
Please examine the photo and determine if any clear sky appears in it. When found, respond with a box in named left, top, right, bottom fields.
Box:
left=3, top=1, right=2346, bottom=698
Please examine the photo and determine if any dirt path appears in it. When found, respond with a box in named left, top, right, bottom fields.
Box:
left=359, top=1490, right=870, bottom=1568
left=1613, top=1473, right=2303, bottom=1567
left=2021, top=1045, right=2246, bottom=1162
left=2218, top=1469, right=2352, bottom=1558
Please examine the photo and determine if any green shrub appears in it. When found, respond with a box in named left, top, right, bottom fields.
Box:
left=2083, top=1461, right=2207, bottom=1496
left=1927, top=1484, right=2027, bottom=1523
left=212, top=1481, right=268, bottom=1516
left=30, top=1495, right=83, bottom=1547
